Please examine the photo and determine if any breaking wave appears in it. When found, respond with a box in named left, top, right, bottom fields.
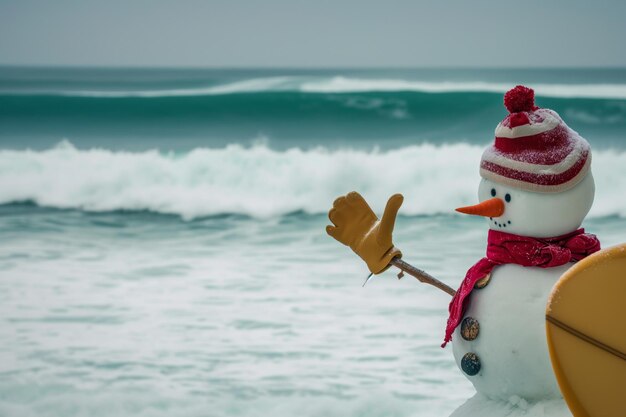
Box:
left=1, top=141, right=625, bottom=219
left=4, top=77, right=626, bottom=99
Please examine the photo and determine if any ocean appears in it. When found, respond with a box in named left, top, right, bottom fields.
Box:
left=1, top=67, right=626, bottom=417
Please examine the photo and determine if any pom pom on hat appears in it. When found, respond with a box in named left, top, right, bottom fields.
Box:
left=480, top=85, right=591, bottom=193
left=504, top=85, right=537, bottom=113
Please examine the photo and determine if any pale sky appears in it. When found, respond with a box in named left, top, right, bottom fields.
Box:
left=1, top=0, right=625, bottom=68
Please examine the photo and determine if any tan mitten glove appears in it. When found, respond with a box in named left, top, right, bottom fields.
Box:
left=326, top=191, right=403, bottom=274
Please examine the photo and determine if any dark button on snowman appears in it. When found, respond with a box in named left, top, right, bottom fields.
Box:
left=460, top=317, right=479, bottom=341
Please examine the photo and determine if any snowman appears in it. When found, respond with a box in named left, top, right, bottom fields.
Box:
left=326, top=85, right=601, bottom=415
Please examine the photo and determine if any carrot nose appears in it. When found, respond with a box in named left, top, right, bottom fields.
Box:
left=456, top=197, right=505, bottom=218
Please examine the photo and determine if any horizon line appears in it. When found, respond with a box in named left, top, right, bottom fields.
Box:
left=2, top=64, right=626, bottom=71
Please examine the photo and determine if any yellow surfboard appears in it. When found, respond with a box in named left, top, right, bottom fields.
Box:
left=546, top=243, right=626, bottom=417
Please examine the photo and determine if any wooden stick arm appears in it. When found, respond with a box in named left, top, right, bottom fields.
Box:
left=389, top=257, right=456, bottom=297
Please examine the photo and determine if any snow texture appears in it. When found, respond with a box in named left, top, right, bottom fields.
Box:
left=450, top=394, right=572, bottom=417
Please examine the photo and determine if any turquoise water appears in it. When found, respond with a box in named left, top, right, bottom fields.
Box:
left=1, top=67, right=626, bottom=416
left=3, top=67, right=626, bottom=150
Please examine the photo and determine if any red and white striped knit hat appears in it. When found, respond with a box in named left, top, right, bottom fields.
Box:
left=480, top=85, right=591, bottom=193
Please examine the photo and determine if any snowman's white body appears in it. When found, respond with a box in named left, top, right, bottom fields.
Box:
left=450, top=173, right=595, bottom=405
left=451, top=263, right=566, bottom=401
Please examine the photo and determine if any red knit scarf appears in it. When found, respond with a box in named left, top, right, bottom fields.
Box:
left=442, top=228, right=600, bottom=347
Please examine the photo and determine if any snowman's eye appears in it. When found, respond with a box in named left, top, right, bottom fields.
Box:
left=490, top=188, right=496, bottom=197
left=505, top=193, right=511, bottom=203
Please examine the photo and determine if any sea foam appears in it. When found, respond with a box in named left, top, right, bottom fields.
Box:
left=300, top=77, right=626, bottom=99
left=1, top=141, right=624, bottom=219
